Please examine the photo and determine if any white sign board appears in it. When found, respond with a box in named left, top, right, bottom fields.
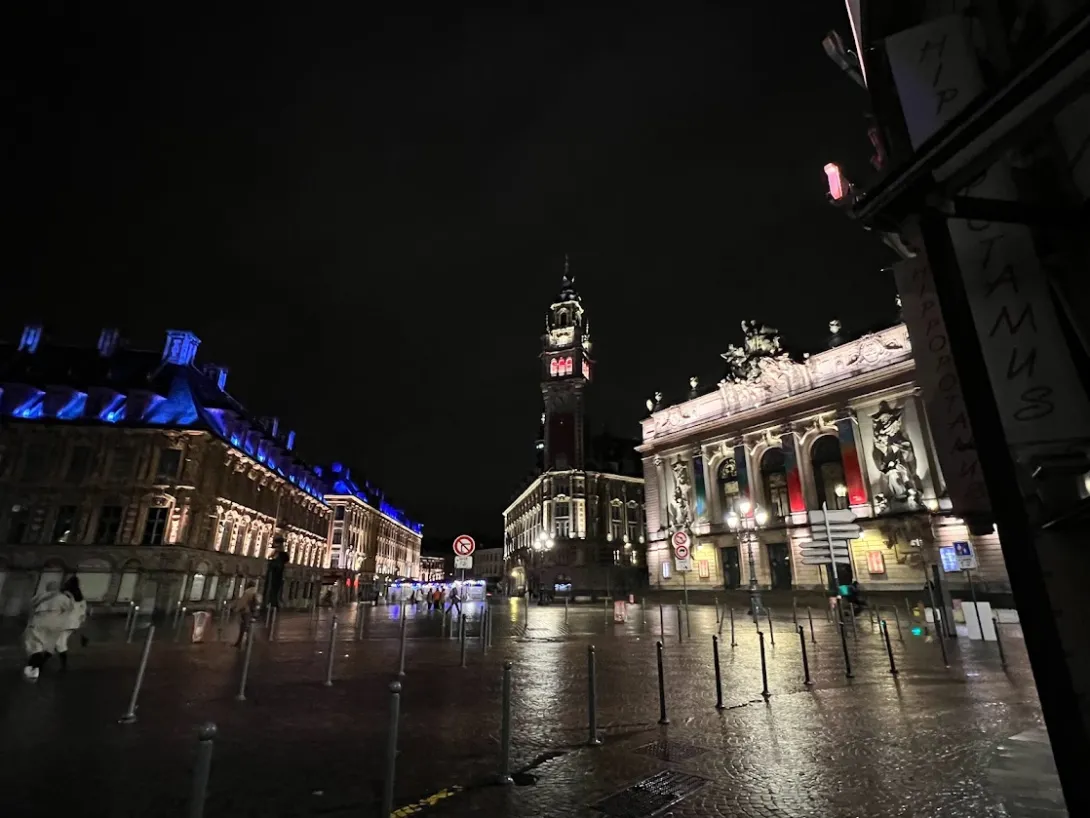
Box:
left=454, top=555, right=473, bottom=570
left=674, top=557, right=693, bottom=573
left=953, top=541, right=977, bottom=571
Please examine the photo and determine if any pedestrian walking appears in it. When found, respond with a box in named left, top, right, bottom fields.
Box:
left=232, top=582, right=259, bottom=648
left=446, top=585, right=463, bottom=618
left=22, top=576, right=87, bottom=680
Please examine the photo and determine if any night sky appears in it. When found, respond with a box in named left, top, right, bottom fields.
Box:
left=8, top=3, right=895, bottom=548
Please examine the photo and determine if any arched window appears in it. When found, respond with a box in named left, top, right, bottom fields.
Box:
left=557, top=310, right=570, bottom=327
left=77, top=558, right=112, bottom=602
left=717, top=458, right=741, bottom=511
left=811, top=435, right=848, bottom=509
left=760, top=448, right=790, bottom=520
left=218, top=519, right=233, bottom=552
left=565, top=356, right=573, bottom=375
left=550, top=359, right=558, bottom=376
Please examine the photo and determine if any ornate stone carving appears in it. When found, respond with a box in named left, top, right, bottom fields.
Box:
left=870, top=401, right=923, bottom=511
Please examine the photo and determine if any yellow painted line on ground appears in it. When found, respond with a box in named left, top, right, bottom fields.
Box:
left=391, top=785, right=464, bottom=817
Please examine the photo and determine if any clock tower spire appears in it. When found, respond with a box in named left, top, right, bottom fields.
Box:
left=541, top=258, right=593, bottom=471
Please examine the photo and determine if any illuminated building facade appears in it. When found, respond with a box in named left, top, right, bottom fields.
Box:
left=322, top=462, right=422, bottom=601
left=0, top=326, right=333, bottom=616
left=638, top=319, right=1011, bottom=595
left=503, top=270, right=646, bottom=598
left=419, top=555, right=446, bottom=583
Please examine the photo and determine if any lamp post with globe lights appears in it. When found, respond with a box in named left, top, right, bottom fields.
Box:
left=834, top=482, right=848, bottom=510
left=726, top=500, right=769, bottom=618
left=531, top=533, right=555, bottom=602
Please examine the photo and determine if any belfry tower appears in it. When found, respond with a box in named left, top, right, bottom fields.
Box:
left=540, top=259, right=593, bottom=471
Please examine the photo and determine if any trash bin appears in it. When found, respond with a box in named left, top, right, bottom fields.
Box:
left=191, top=611, right=212, bottom=643
left=613, top=600, right=628, bottom=623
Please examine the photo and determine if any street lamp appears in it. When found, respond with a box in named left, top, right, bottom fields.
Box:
left=834, top=483, right=848, bottom=510
left=726, top=499, right=769, bottom=618
left=531, top=533, right=554, bottom=601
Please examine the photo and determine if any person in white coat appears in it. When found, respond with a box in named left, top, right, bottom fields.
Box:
left=54, top=576, right=88, bottom=670
left=22, top=576, right=85, bottom=680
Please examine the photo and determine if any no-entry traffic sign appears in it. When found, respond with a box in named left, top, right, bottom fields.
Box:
left=453, top=534, right=476, bottom=556
left=672, top=530, right=690, bottom=560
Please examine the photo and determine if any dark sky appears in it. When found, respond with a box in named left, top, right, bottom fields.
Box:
left=8, top=2, right=894, bottom=546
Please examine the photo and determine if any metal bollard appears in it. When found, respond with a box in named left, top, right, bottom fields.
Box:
left=807, top=606, right=815, bottom=643
left=659, top=602, right=665, bottom=637
left=270, top=608, right=278, bottom=641
left=765, top=609, right=775, bottom=646
left=839, top=622, right=854, bottom=678
left=994, top=617, right=1007, bottom=669
left=758, top=631, right=770, bottom=699
left=126, top=605, right=140, bottom=643
left=792, top=596, right=798, bottom=626
left=676, top=605, right=683, bottom=644
left=587, top=645, right=601, bottom=745
left=119, top=625, right=155, bottom=724
left=459, top=615, right=467, bottom=668
left=235, top=626, right=255, bottom=701
left=187, top=722, right=217, bottom=818
left=487, top=605, right=494, bottom=648
left=712, top=635, right=724, bottom=710
left=497, top=661, right=514, bottom=784
left=730, top=607, right=736, bottom=647
left=324, top=617, right=339, bottom=686
left=264, top=606, right=272, bottom=629
left=175, top=605, right=188, bottom=642
left=481, top=607, right=489, bottom=653
left=564, top=596, right=569, bottom=623
left=892, top=607, right=904, bottom=642
left=714, top=597, right=720, bottom=623
left=381, top=682, right=402, bottom=818
left=125, top=601, right=135, bottom=637
left=881, top=620, right=898, bottom=675
left=905, top=596, right=913, bottom=619
left=397, top=606, right=408, bottom=678
left=685, top=599, right=691, bottom=639
left=798, top=625, right=813, bottom=686
left=656, top=640, right=669, bottom=725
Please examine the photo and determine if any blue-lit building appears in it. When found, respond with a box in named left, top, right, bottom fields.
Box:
left=319, top=462, right=423, bottom=602
left=0, top=325, right=333, bottom=616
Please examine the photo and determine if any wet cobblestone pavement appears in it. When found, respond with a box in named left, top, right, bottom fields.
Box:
left=0, top=601, right=1064, bottom=817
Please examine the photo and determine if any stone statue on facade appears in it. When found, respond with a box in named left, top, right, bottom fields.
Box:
left=870, top=401, right=923, bottom=509
left=668, top=457, right=693, bottom=530
left=721, top=320, right=792, bottom=384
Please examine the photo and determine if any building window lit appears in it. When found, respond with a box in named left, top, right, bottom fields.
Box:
left=155, top=448, right=182, bottom=482
left=5, top=505, right=31, bottom=544
left=94, top=505, right=124, bottom=544
left=142, top=507, right=169, bottom=545
left=760, top=448, right=790, bottom=520
left=334, top=506, right=345, bottom=521
left=554, top=501, right=571, bottom=538
left=52, top=505, right=78, bottom=543
left=717, top=458, right=740, bottom=510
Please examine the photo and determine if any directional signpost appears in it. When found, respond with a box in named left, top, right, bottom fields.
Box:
left=804, top=505, right=863, bottom=588
left=453, top=535, right=475, bottom=578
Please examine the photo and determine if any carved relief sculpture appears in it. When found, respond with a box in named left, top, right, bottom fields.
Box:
left=668, top=457, right=693, bottom=530
left=870, top=401, right=923, bottom=511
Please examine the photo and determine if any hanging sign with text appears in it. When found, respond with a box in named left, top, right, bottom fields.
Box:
left=894, top=252, right=990, bottom=517
left=886, top=15, right=1090, bottom=447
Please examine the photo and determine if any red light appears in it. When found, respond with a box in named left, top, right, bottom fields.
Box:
left=565, top=356, right=573, bottom=375
left=824, top=163, right=846, bottom=200
left=550, top=359, right=558, bottom=376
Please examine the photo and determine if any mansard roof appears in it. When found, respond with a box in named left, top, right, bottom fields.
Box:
left=0, top=325, right=326, bottom=501
left=317, top=461, right=423, bottom=535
